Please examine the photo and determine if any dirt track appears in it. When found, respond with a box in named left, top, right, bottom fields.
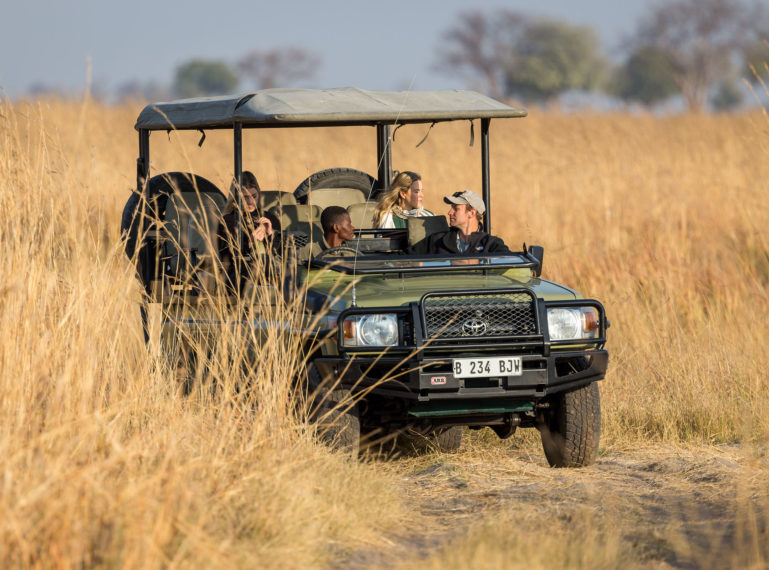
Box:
left=335, top=444, right=769, bottom=569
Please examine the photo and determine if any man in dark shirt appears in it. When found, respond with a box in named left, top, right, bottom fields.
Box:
left=408, top=190, right=510, bottom=255
left=297, top=206, right=357, bottom=260
left=320, top=206, right=355, bottom=248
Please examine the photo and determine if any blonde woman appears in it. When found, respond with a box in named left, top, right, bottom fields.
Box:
left=373, top=171, right=433, bottom=229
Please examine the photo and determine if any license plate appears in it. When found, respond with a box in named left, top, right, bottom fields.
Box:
left=452, top=356, right=522, bottom=378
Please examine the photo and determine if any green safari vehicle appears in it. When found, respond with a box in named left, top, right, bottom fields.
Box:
left=121, top=88, right=609, bottom=467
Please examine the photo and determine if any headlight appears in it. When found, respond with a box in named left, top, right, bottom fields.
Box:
left=342, top=314, right=399, bottom=347
left=547, top=307, right=599, bottom=341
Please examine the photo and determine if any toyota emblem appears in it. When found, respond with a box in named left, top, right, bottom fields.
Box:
left=462, top=318, right=488, bottom=336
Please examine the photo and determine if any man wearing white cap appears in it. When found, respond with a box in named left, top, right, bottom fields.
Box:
left=409, top=190, right=511, bottom=255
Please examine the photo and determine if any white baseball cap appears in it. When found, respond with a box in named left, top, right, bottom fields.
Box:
left=443, top=190, right=486, bottom=215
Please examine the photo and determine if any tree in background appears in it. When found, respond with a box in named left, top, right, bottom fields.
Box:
left=611, top=46, right=679, bottom=106
left=630, top=0, right=767, bottom=112
left=744, top=39, right=769, bottom=84
left=434, top=10, right=607, bottom=103
left=504, top=19, right=606, bottom=102
left=237, top=47, right=320, bottom=90
left=433, top=10, right=525, bottom=100
left=173, top=59, right=239, bottom=98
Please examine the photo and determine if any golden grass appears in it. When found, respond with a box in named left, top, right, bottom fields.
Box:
left=2, top=95, right=769, bottom=567
left=0, top=99, right=406, bottom=568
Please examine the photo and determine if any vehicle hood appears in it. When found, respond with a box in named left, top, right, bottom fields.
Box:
left=304, top=270, right=579, bottom=313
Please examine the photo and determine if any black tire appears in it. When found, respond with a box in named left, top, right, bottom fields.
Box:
left=433, top=426, right=464, bottom=452
left=121, top=191, right=143, bottom=260
left=159, top=331, right=197, bottom=395
left=293, top=167, right=377, bottom=203
left=538, top=382, right=601, bottom=468
left=397, top=426, right=464, bottom=455
left=308, top=364, right=360, bottom=457
left=120, top=172, right=225, bottom=284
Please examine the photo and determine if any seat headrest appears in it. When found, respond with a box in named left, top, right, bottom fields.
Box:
left=279, top=204, right=322, bottom=228
left=307, top=187, right=366, bottom=210
left=347, top=202, right=377, bottom=229
left=407, top=215, right=449, bottom=247
left=260, top=190, right=297, bottom=211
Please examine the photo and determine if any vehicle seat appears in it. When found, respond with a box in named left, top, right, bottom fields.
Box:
left=283, top=221, right=326, bottom=262
left=260, top=190, right=297, bottom=211
left=407, top=215, right=449, bottom=247
left=163, top=191, right=226, bottom=283
left=307, top=188, right=366, bottom=210
left=347, top=202, right=377, bottom=229
left=279, top=204, right=322, bottom=229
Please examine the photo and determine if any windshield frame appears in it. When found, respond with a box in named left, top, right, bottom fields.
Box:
left=308, top=252, right=539, bottom=275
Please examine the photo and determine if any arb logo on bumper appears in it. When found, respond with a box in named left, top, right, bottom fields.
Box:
left=430, top=376, right=447, bottom=385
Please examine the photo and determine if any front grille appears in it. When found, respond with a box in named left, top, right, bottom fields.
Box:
left=422, top=291, right=539, bottom=340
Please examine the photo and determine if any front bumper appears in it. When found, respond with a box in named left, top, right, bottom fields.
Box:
left=313, top=348, right=608, bottom=403
left=322, top=290, right=608, bottom=406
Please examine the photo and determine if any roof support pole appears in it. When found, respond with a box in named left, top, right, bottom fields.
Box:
left=376, top=124, right=392, bottom=194
left=234, top=122, right=243, bottom=296
left=481, top=118, right=491, bottom=234
left=137, top=129, right=150, bottom=195
left=136, top=129, right=152, bottom=342
left=137, top=129, right=152, bottom=295
left=234, top=121, right=243, bottom=205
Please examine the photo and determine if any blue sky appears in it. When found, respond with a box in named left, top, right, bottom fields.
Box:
left=0, top=0, right=648, bottom=98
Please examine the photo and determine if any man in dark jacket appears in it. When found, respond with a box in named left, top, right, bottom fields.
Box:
left=408, top=190, right=510, bottom=255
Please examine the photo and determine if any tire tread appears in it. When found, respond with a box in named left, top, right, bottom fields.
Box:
left=293, top=167, right=377, bottom=203
left=540, top=382, right=601, bottom=468
left=308, top=364, right=360, bottom=457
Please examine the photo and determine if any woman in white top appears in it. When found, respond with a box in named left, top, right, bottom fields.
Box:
left=372, top=171, right=433, bottom=229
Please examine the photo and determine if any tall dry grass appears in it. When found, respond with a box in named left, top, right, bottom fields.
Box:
left=1, top=94, right=768, bottom=567
left=0, top=99, right=406, bottom=568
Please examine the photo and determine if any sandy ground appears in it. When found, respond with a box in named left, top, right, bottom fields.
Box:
left=333, top=442, right=769, bottom=569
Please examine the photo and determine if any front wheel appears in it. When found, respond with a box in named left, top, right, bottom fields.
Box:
left=397, top=426, right=464, bottom=455
left=307, top=364, right=360, bottom=458
left=537, top=382, right=601, bottom=468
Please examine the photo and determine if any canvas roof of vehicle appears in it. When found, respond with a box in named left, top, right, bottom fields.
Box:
left=134, top=87, right=527, bottom=131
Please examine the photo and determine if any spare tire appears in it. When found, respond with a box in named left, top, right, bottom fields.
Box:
left=121, top=191, right=144, bottom=261
left=120, top=172, right=224, bottom=288
left=121, top=172, right=224, bottom=261
left=293, top=167, right=377, bottom=204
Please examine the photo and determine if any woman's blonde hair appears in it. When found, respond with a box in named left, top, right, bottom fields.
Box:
left=372, top=170, right=421, bottom=227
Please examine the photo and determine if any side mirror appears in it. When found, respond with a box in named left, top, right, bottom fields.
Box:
left=527, top=245, right=544, bottom=277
